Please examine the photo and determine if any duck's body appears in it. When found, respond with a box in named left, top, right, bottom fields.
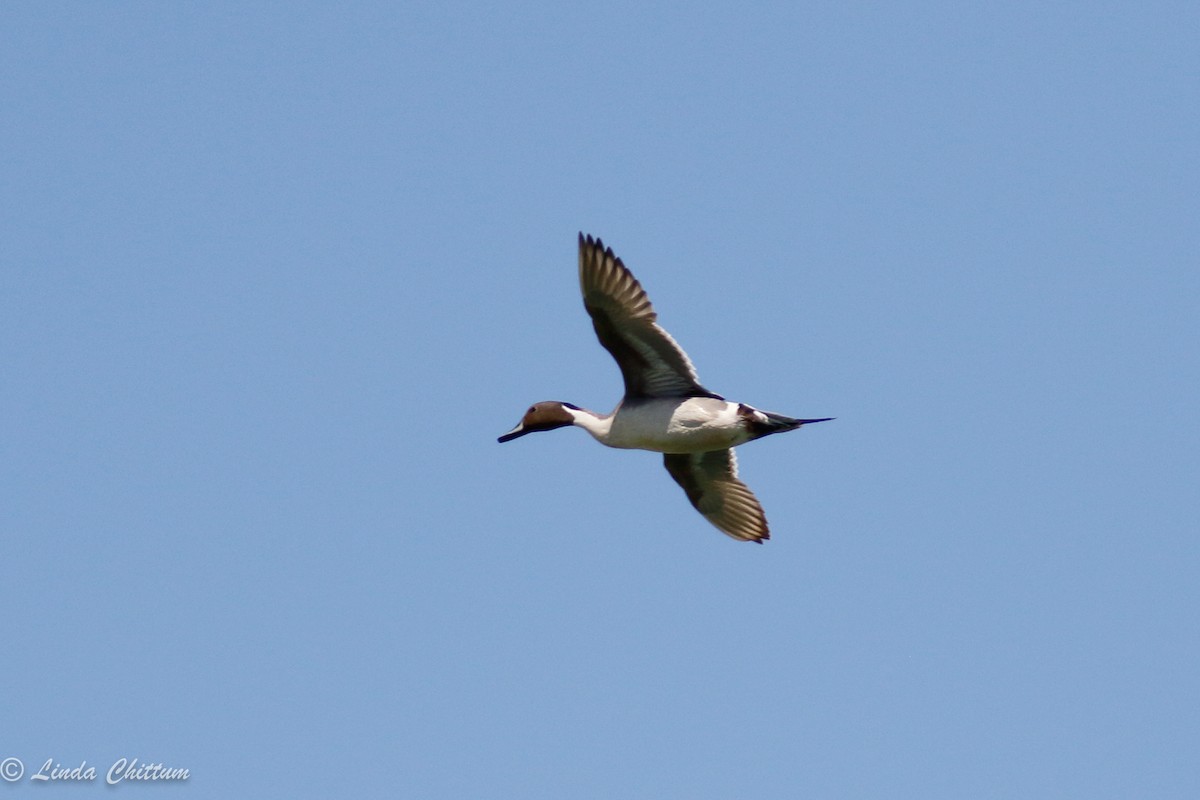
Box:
left=559, top=396, right=807, bottom=454
left=498, top=234, right=831, bottom=543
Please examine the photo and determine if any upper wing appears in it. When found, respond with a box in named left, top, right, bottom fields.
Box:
left=579, top=233, right=721, bottom=400
left=663, top=449, right=770, bottom=543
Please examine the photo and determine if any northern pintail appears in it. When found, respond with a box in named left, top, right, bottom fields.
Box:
left=499, top=234, right=832, bottom=543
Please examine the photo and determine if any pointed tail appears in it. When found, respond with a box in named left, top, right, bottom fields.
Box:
left=760, top=410, right=835, bottom=433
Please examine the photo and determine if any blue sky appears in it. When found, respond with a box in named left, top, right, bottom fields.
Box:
left=3, top=2, right=1197, bottom=797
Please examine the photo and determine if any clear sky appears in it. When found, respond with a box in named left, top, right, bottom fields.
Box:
left=3, top=3, right=1197, bottom=798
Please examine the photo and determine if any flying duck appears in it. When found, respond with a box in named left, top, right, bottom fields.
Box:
left=498, top=233, right=831, bottom=543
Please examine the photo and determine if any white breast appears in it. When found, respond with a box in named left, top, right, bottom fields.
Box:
left=601, top=398, right=751, bottom=453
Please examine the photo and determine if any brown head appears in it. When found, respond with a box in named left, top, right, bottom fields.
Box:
left=497, top=401, right=579, bottom=443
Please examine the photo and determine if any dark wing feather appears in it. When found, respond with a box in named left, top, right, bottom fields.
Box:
left=663, top=450, right=769, bottom=543
left=579, top=233, right=722, bottom=399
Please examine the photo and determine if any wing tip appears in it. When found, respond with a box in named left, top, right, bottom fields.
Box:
left=579, top=231, right=606, bottom=255
left=742, top=525, right=770, bottom=544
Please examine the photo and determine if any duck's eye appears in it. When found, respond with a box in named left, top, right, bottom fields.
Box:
left=528, top=407, right=536, bottom=415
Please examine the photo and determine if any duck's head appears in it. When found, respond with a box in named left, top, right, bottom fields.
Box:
left=498, top=401, right=580, bottom=443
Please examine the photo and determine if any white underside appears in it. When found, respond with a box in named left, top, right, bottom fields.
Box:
left=568, top=398, right=753, bottom=454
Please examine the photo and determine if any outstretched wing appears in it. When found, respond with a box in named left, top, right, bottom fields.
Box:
left=579, top=233, right=721, bottom=400
left=663, top=449, right=769, bottom=543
